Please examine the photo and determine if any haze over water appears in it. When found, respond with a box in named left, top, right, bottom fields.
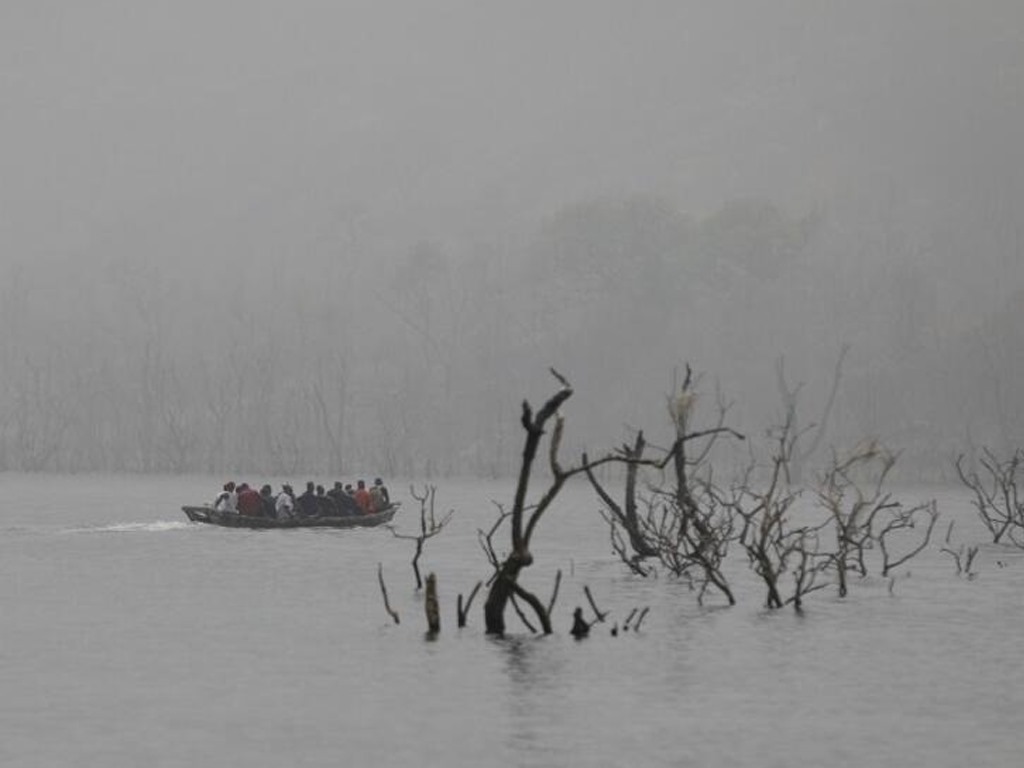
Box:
left=2, top=474, right=1022, bottom=767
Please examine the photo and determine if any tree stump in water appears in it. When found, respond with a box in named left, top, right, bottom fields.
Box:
left=425, top=572, right=440, bottom=634
left=570, top=606, right=589, bottom=639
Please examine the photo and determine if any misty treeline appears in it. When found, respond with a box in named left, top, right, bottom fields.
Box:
left=1, top=193, right=1022, bottom=476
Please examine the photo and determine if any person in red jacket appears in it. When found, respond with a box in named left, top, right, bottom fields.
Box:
left=353, top=479, right=373, bottom=514
left=236, top=483, right=263, bottom=517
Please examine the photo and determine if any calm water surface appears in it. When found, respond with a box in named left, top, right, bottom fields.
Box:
left=2, top=474, right=1022, bottom=767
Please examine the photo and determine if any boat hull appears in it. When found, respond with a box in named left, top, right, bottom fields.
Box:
left=182, top=503, right=398, bottom=529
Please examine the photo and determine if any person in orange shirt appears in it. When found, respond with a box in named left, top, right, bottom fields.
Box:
left=353, top=479, right=373, bottom=514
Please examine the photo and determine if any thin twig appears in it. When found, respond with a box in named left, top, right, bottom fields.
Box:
left=583, top=585, right=608, bottom=623
left=510, top=593, right=537, bottom=633
left=547, top=569, right=562, bottom=616
left=377, top=563, right=400, bottom=625
left=457, top=581, right=483, bottom=628
left=622, top=608, right=638, bottom=631
left=633, top=606, right=650, bottom=631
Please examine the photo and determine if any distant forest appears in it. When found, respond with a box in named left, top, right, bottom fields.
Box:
left=2, top=193, right=1022, bottom=480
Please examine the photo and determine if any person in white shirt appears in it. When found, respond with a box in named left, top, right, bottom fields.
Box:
left=275, top=484, right=296, bottom=520
left=213, top=481, right=238, bottom=513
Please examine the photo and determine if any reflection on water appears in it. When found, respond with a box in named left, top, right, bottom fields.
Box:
left=498, top=636, right=568, bottom=766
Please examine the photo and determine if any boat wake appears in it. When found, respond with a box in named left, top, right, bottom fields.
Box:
left=64, top=521, right=194, bottom=534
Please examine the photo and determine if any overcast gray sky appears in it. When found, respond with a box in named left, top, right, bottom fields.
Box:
left=2, top=1, right=1024, bottom=475
left=3, top=1, right=1022, bottom=271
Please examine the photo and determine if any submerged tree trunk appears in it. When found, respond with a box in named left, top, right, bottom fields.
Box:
left=484, top=553, right=547, bottom=635
left=483, top=370, right=621, bottom=636
left=482, top=372, right=567, bottom=635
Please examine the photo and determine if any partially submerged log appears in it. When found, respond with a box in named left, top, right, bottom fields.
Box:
left=425, top=572, right=440, bottom=634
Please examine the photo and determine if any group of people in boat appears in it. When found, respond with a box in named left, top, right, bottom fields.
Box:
left=212, top=478, right=391, bottom=520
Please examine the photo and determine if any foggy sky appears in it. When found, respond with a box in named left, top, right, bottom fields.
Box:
left=2, top=2, right=1024, bottom=477
left=4, top=1, right=1021, bottom=264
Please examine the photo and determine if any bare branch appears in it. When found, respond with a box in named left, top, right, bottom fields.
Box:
left=547, top=569, right=562, bottom=616
left=509, top=592, right=538, bottom=634
left=583, top=585, right=608, bottom=623
left=878, top=500, right=939, bottom=576
left=457, top=581, right=483, bottom=629
left=377, top=563, right=400, bottom=625
left=633, top=607, right=650, bottom=631
left=389, top=484, right=454, bottom=590
left=622, top=608, right=638, bottom=631
left=955, top=449, right=1024, bottom=545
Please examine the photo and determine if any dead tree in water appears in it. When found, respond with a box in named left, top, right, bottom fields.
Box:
left=482, top=369, right=627, bottom=636
left=586, top=368, right=744, bottom=604
left=816, top=441, right=938, bottom=594
left=654, top=372, right=743, bottom=604
left=387, top=484, right=454, bottom=589
left=877, top=499, right=938, bottom=576
left=735, top=417, right=828, bottom=610
left=941, top=521, right=980, bottom=578
left=955, top=448, right=1024, bottom=546
left=816, top=441, right=897, bottom=597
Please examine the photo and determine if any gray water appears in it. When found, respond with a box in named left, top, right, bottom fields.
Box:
left=2, top=473, right=1022, bottom=767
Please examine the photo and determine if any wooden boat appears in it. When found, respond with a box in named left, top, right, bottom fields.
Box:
left=181, top=503, right=399, bottom=529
